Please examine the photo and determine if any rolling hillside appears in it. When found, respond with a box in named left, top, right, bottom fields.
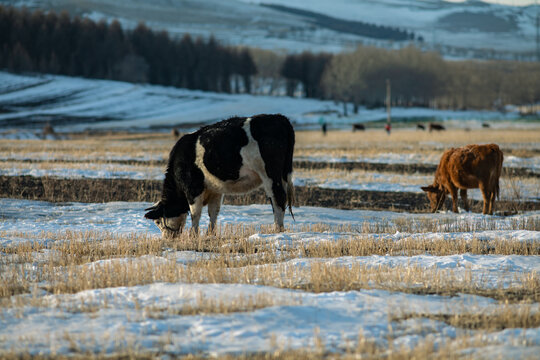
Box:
left=0, top=0, right=537, bottom=59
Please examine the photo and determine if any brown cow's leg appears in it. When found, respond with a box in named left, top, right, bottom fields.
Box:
left=449, top=186, right=459, bottom=213
left=488, top=191, right=495, bottom=215
left=479, top=183, right=489, bottom=215
left=460, top=189, right=469, bottom=212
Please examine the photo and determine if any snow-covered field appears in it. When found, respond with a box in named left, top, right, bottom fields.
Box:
left=1, top=199, right=540, bottom=357
left=0, top=68, right=539, bottom=358
left=0, top=71, right=531, bottom=134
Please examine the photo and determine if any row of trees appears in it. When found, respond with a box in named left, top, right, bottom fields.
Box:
left=263, top=5, right=416, bottom=42
left=264, top=46, right=540, bottom=110
left=0, top=6, right=256, bottom=93
left=1, top=5, right=538, bottom=110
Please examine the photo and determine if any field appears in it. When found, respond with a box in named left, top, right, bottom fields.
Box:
left=1, top=125, right=539, bottom=359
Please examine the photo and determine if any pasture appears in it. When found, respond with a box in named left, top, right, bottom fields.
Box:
left=1, top=127, right=540, bottom=359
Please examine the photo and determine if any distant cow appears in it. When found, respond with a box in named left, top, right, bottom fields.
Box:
left=421, top=144, right=503, bottom=215
left=145, top=114, right=295, bottom=237
left=416, top=124, right=425, bottom=130
left=428, top=123, right=445, bottom=132
left=482, top=123, right=490, bottom=128
left=352, top=123, right=365, bottom=132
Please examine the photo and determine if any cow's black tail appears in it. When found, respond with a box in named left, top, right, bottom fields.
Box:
left=286, top=173, right=295, bottom=221
left=284, top=117, right=296, bottom=220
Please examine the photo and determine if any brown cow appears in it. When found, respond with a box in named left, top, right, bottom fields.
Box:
left=421, top=144, right=503, bottom=215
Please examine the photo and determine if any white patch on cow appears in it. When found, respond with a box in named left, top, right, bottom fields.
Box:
left=194, top=118, right=264, bottom=195
left=242, top=118, right=285, bottom=230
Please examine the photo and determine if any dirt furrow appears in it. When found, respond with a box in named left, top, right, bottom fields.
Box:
left=1, top=175, right=537, bottom=214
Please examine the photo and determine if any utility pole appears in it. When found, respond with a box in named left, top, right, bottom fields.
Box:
left=385, top=79, right=391, bottom=134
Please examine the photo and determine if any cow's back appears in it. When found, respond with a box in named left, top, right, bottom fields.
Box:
left=198, top=117, right=249, bottom=181
left=442, top=144, right=503, bottom=189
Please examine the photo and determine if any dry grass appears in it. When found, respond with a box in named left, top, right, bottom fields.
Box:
left=394, top=306, right=540, bottom=331
left=2, top=215, right=539, bottom=266
left=2, top=228, right=540, bottom=302
left=0, top=333, right=507, bottom=360
left=296, top=128, right=540, bottom=153
left=2, top=129, right=539, bottom=163
left=143, top=292, right=303, bottom=318
left=0, top=134, right=173, bottom=168
left=0, top=160, right=163, bottom=174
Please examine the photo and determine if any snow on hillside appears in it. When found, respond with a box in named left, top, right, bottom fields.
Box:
left=241, top=0, right=537, bottom=54
left=0, top=71, right=527, bottom=133
left=1, top=0, right=536, bottom=57
left=1, top=198, right=540, bottom=357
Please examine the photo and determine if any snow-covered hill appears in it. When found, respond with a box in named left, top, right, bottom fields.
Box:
left=0, top=71, right=527, bottom=133
left=0, top=0, right=537, bottom=59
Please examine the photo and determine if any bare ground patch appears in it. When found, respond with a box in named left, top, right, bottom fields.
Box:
left=1, top=175, right=538, bottom=213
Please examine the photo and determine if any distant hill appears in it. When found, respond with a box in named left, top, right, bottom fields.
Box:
left=0, top=0, right=537, bottom=60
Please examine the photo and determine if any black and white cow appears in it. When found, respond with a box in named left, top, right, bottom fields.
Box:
left=145, top=114, right=295, bottom=237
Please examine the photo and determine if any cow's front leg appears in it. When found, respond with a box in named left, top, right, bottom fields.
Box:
left=189, top=195, right=204, bottom=236
left=460, top=189, right=469, bottom=212
left=488, top=191, right=495, bottom=215
left=207, top=193, right=223, bottom=234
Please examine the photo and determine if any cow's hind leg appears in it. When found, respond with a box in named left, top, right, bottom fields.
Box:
left=207, top=193, right=223, bottom=234
left=479, top=183, right=490, bottom=215
left=460, top=189, right=470, bottom=212
left=488, top=191, right=495, bottom=215
left=259, top=175, right=286, bottom=231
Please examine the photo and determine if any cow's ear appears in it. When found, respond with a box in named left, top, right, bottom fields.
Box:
left=421, top=185, right=438, bottom=193
left=145, top=202, right=164, bottom=219
left=145, top=201, right=161, bottom=211
left=145, top=209, right=163, bottom=219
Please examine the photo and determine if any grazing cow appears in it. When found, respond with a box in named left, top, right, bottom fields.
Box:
left=145, top=114, right=295, bottom=237
left=482, top=123, right=490, bottom=128
left=416, top=124, right=425, bottom=130
left=421, top=144, right=503, bottom=215
left=428, top=123, right=445, bottom=132
left=352, top=123, right=365, bottom=132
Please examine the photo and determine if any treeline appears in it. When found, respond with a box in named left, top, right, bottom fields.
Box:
left=265, top=46, right=540, bottom=110
left=0, top=5, right=256, bottom=92
left=263, top=5, right=415, bottom=42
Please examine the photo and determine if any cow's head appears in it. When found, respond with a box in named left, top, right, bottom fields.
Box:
left=145, top=201, right=187, bottom=238
left=421, top=185, right=446, bottom=212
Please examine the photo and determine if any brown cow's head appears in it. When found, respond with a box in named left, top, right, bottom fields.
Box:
left=421, top=185, right=446, bottom=212
left=145, top=201, right=187, bottom=238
